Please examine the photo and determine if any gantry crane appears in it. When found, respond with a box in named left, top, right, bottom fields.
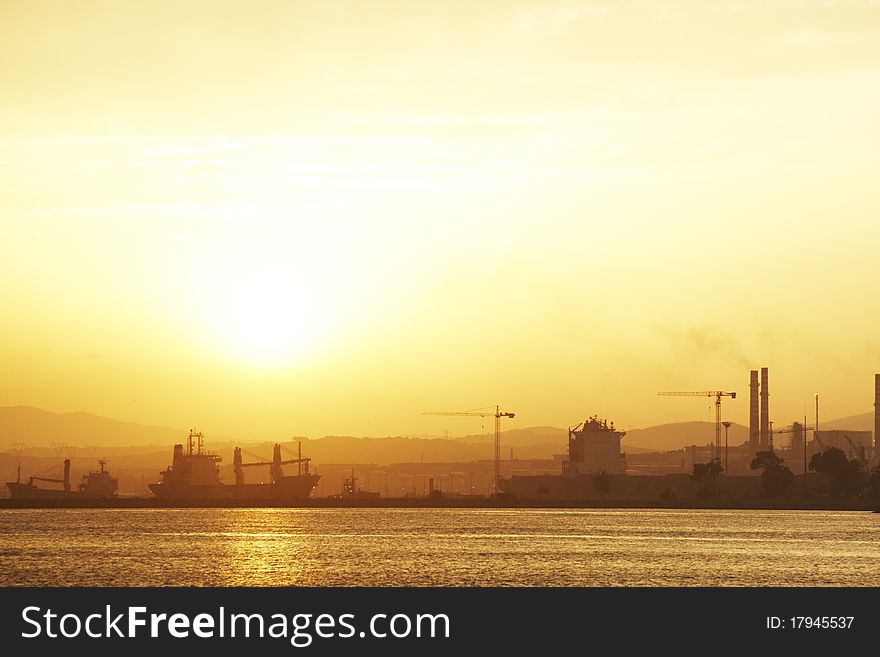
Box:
left=422, top=405, right=515, bottom=494
left=657, top=391, right=737, bottom=463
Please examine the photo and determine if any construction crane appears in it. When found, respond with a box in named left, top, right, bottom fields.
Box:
left=422, top=405, right=515, bottom=495
left=657, top=391, right=737, bottom=463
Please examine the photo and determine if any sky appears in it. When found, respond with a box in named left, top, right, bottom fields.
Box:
left=1, top=0, right=879, bottom=441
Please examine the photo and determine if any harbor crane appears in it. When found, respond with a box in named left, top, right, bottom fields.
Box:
left=28, top=459, right=72, bottom=491
left=422, top=405, right=515, bottom=495
left=657, top=391, right=737, bottom=463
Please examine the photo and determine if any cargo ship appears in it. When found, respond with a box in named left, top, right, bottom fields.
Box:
left=500, top=416, right=628, bottom=500
left=148, top=429, right=320, bottom=500
left=6, top=458, right=118, bottom=500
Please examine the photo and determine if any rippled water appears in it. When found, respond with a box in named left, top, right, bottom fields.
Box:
left=1, top=508, right=879, bottom=586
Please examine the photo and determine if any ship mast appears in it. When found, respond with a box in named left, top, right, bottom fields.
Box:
left=186, top=428, right=205, bottom=456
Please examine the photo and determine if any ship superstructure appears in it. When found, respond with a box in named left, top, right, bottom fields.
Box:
left=564, top=416, right=627, bottom=475
left=499, top=414, right=628, bottom=499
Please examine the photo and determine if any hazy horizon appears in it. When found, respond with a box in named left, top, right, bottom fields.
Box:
left=0, top=403, right=872, bottom=455
left=2, top=1, right=879, bottom=441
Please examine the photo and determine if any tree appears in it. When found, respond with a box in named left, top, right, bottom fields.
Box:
left=750, top=450, right=794, bottom=497
left=691, top=458, right=723, bottom=497
left=691, top=463, right=708, bottom=482
left=864, top=465, right=880, bottom=499
left=691, top=458, right=723, bottom=482
left=809, top=447, right=864, bottom=496
left=593, top=470, right=611, bottom=500
left=750, top=450, right=782, bottom=471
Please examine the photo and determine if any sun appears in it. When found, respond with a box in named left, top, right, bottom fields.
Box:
left=213, top=280, right=325, bottom=365
left=181, top=229, right=344, bottom=366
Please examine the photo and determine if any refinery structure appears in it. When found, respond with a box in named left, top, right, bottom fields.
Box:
left=500, top=369, right=880, bottom=501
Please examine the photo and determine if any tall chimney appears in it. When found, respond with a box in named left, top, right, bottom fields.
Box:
left=749, top=370, right=759, bottom=454
left=760, top=367, right=769, bottom=450
left=874, top=374, right=880, bottom=463
left=790, top=421, right=804, bottom=465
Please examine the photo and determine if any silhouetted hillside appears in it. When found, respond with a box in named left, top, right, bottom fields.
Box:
left=461, top=421, right=754, bottom=453
left=2, top=406, right=867, bottom=469
left=0, top=406, right=231, bottom=447
left=820, top=412, right=872, bottom=431
left=622, top=421, right=749, bottom=452
left=457, top=426, right=566, bottom=446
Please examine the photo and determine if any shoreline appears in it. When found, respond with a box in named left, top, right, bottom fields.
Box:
left=0, top=497, right=876, bottom=511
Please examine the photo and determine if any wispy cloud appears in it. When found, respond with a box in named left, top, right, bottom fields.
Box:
left=656, top=324, right=753, bottom=370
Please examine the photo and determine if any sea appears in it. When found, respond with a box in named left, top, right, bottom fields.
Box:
left=1, top=508, right=878, bottom=586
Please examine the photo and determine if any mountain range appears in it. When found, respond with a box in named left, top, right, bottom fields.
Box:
left=0, top=405, right=874, bottom=462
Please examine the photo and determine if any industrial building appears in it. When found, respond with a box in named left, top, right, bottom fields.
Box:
left=810, top=431, right=874, bottom=464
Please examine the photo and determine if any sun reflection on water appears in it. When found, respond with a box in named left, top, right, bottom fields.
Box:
left=1, top=508, right=879, bottom=586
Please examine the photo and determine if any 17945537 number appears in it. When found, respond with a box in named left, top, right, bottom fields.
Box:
left=766, top=616, right=854, bottom=630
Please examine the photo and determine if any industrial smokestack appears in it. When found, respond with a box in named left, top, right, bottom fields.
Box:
left=875, top=374, right=880, bottom=461
left=760, top=367, right=769, bottom=450
left=749, top=370, right=759, bottom=454
left=790, top=422, right=804, bottom=459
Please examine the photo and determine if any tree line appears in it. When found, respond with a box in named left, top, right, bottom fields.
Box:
left=691, top=447, right=880, bottom=498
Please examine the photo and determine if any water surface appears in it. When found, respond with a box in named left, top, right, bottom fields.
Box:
left=1, top=508, right=877, bottom=586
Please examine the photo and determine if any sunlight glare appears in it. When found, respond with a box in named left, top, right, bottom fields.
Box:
left=185, top=226, right=342, bottom=366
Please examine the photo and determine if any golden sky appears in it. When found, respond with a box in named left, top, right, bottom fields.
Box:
left=1, top=0, right=879, bottom=440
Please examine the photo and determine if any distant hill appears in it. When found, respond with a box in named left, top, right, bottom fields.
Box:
left=820, top=412, right=873, bottom=432
left=1, top=405, right=868, bottom=466
left=292, top=435, right=511, bottom=464
left=458, top=425, right=652, bottom=453
left=0, top=406, right=566, bottom=463
left=0, top=406, right=201, bottom=447
left=456, top=422, right=745, bottom=453
left=457, top=425, right=566, bottom=447
left=622, top=421, right=749, bottom=452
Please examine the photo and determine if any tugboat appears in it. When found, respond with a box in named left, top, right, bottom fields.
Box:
left=148, top=429, right=320, bottom=501
left=6, top=458, right=118, bottom=500
left=341, top=469, right=380, bottom=499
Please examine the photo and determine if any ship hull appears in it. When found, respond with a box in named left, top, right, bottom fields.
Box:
left=5, top=482, right=116, bottom=500
left=148, top=474, right=320, bottom=500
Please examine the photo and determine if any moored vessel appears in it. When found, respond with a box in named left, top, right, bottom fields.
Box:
left=339, top=469, right=380, bottom=499
left=6, top=458, right=118, bottom=500
left=500, top=415, right=628, bottom=499
left=148, top=429, right=320, bottom=500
